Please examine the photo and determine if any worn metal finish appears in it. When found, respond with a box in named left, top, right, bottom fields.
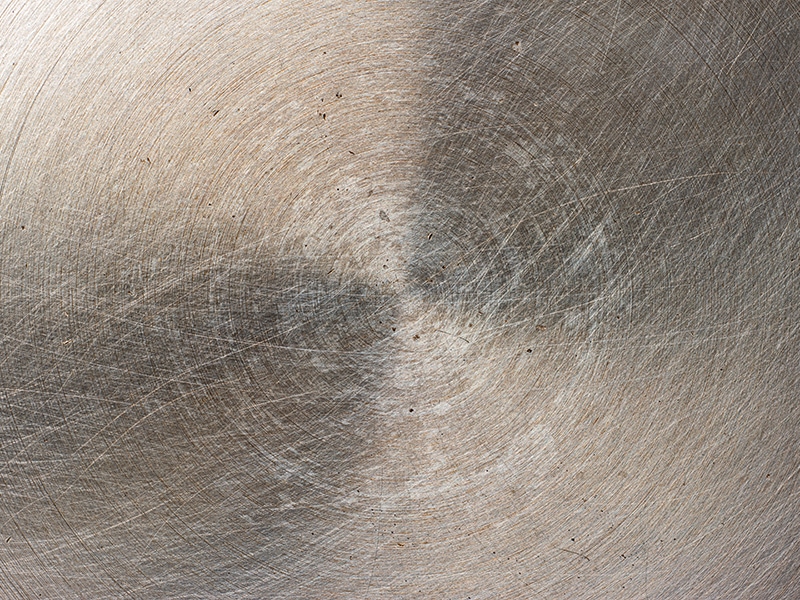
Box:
left=1, top=1, right=798, bottom=597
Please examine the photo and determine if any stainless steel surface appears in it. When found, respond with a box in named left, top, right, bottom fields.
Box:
left=1, top=1, right=798, bottom=597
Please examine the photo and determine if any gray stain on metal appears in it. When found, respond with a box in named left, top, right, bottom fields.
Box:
left=408, top=0, right=800, bottom=337
left=0, top=257, right=400, bottom=594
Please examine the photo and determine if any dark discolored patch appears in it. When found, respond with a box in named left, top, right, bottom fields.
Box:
left=0, top=252, right=399, bottom=595
left=408, top=1, right=800, bottom=335
left=408, top=2, right=625, bottom=328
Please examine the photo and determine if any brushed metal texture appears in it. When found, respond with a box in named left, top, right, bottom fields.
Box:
left=0, top=1, right=798, bottom=598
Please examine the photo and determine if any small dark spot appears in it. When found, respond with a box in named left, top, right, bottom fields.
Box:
left=335, top=91, right=342, bottom=98
left=526, top=348, right=532, bottom=353
left=409, top=408, right=414, bottom=412
left=20, top=225, right=24, bottom=230
left=188, top=87, right=191, bottom=92
left=413, top=334, right=420, bottom=340
left=391, top=327, right=396, bottom=332
left=322, top=113, right=326, bottom=119
left=348, top=150, right=355, bottom=155
left=212, top=109, right=220, bottom=116
left=427, top=232, right=433, bottom=240
left=379, top=210, right=390, bottom=222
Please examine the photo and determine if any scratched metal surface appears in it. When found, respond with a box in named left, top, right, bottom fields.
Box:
left=0, top=0, right=798, bottom=598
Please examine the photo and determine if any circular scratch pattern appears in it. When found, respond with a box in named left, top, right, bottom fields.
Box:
left=0, top=1, right=798, bottom=598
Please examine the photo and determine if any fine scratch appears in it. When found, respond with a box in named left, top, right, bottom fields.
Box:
left=559, top=548, right=590, bottom=561
left=434, top=329, right=471, bottom=344
left=600, top=0, right=621, bottom=74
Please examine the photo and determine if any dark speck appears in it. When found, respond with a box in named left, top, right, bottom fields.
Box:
left=379, top=210, right=390, bottom=222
